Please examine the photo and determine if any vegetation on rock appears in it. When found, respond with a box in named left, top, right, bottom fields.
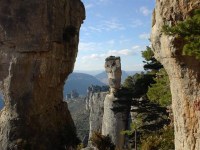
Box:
left=141, top=126, right=174, bottom=150
left=142, top=46, right=163, bottom=71
left=90, top=132, right=115, bottom=150
left=163, top=9, right=200, bottom=60
left=123, top=72, right=155, bottom=98
left=147, top=68, right=172, bottom=107
left=123, top=46, right=174, bottom=149
left=142, top=47, right=172, bottom=107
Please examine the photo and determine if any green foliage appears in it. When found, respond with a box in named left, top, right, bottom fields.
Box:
left=123, top=73, right=155, bottom=98
left=123, top=43, right=173, bottom=149
left=147, top=68, right=172, bottom=107
left=123, top=76, right=135, bottom=91
left=76, top=143, right=84, bottom=150
left=142, top=46, right=154, bottom=61
left=141, top=126, right=174, bottom=150
left=121, top=116, right=143, bottom=136
left=90, top=132, right=115, bottom=150
left=163, top=9, right=200, bottom=60
left=142, top=46, right=163, bottom=71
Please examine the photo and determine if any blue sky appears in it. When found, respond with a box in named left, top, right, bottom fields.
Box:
left=74, top=0, right=155, bottom=71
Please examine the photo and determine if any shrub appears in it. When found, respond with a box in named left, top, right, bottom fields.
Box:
left=140, top=126, right=174, bottom=150
left=163, top=9, right=200, bottom=60
left=90, top=132, right=115, bottom=150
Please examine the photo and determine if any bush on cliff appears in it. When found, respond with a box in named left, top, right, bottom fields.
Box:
left=123, top=46, right=174, bottom=149
left=147, top=68, right=172, bottom=107
left=90, top=132, right=115, bottom=150
left=163, top=9, right=200, bottom=60
left=140, top=125, right=174, bottom=150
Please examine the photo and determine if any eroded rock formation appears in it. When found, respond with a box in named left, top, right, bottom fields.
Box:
left=85, top=86, right=108, bottom=140
left=105, top=56, right=122, bottom=93
left=102, top=56, right=130, bottom=149
left=151, top=0, right=200, bottom=149
left=0, top=0, right=85, bottom=149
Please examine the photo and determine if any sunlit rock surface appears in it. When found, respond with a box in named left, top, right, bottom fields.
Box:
left=151, top=0, right=200, bottom=149
left=86, top=86, right=108, bottom=140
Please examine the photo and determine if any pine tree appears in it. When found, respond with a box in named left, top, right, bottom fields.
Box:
left=142, top=46, right=163, bottom=72
left=147, top=68, right=172, bottom=107
left=163, top=9, right=200, bottom=60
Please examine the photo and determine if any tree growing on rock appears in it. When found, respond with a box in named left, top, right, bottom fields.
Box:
left=163, top=9, right=200, bottom=60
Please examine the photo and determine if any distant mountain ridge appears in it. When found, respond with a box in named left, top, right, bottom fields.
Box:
left=95, top=70, right=140, bottom=85
left=64, top=72, right=105, bottom=97
left=74, top=70, right=142, bottom=76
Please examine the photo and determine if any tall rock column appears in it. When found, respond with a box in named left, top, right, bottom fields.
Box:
left=151, top=0, right=200, bottom=150
left=85, top=86, right=108, bottom=147
left=0, top=0, right=85, bottom=149
left=102, top=56, right=130, bottom=149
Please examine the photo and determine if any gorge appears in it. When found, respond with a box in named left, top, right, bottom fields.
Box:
left=0, top=0, right=199, bottom=150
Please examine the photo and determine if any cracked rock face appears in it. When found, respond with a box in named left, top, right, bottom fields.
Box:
left=0, top=0, right=85, bottom=149
left=151, top=0, right=200, bottom=149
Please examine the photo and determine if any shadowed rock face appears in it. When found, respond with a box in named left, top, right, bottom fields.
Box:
left=0, top=0, right=85, bottom=149
left=151, top=0, right=200, bottom=149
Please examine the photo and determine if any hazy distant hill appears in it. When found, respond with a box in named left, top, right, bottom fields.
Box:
left=95, top=70, right=130, bottom=85
left=95, top=70, right=142, bottom=84
left=73, top=70, right=103, bottom=76
left=125, top=71, right=143, bottom=76
left=64, top=73, right=105, bottom=97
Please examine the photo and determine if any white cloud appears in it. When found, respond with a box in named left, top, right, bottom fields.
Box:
left=132, top=45, right=141, bottom=50
left=87, top=26, right=103, bottom=32
left=139, top=33, right=150, bottom=40
left=85, top=3, right=94, bottom=9
left=79, top=42, right=102, bottom=51
left=107, top=39, right=115, bottom=45
left=96, top=0, right=110, bottom=5
left=98, top=0, right=108, bottom=2
left=101, top=19, right=125, bottom=31
left=95, top=13, right=104, bottom=18
left=107, top=49, right=136, bottom=56
left=82, top=54, right=105, bottom=60
left=139, top=7, right=152, bottom=16
left=130, top=20, right=143, bottom=28
left=119, top=39, right=131, bottom=45
left=82, top=18, right=125, bottom=33
left=80, top=45, right=142, bottom=61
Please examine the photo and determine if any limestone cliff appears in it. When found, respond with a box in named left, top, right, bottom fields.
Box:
left=86, top=89, right=107, bottom=140
left=151, top=0, right=200, bottom=149
left=102, top=56, right=130, bottom=149
left=0, top=0, right=85, bottom=149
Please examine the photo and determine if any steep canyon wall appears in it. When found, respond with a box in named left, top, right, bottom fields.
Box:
left=86, top=90, right=107, bottom=140
left=0, top=0, right=85, bottom=149
left=151, top=0, right=200, bottom=149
